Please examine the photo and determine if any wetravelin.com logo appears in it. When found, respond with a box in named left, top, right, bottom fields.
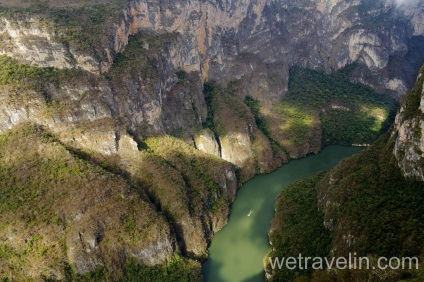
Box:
left=269, top=253, right=419, bottom=271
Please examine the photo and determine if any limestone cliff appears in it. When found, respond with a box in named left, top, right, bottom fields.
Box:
left=195, top=129, right=221, bottom=157
left=1, top=0, right=423, bottom=96
left=393, top=67, right=424, bottom=181
left=266, top=64, right=424, bottom=282
left=0, top=0, right=422, bottom=162
left=0, top=0, right=423, bottom=280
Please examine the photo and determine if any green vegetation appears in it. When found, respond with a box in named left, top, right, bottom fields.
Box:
left=201, top=66, right=396, bottom=163
left=321, top=108, right=384, bottom=145
left=0, top=2, right=125, bottom=52
left=108, top=34, right=162, bottom=77
left=267, top=172, right=332, bottom=281
left=0, top=54, right=93, bottom=125
left=0, top=124, right=83, bottom=216
left=72, top=131, right=237, bottom=258
left=63, top=265, right=106, bottom=282
left=145, top=135, right=232, bottom=213
left=60, top=256, right=201, bottom=282
left=321, top=135, right=424, bottom=258
left=268, top=66, right=397, bottom=149
left=402, top=65, right=424, bottom=120
left=0, top=124, right=205, bottom=281
left=0, top=55, right=83, bottom=88
left=201, top=82, right=287, bottom=181
left=244, top=96, right=269, bottom=135
left=121, top=256, right=201, bottom=282
left=267, top=133, right=424, bottom=281
left=47, top=3, right=122, bottom=52
left=107, top=32, right=180, bottom=77
left=204, top=83, right=255, bottom=137
left=203, top=81, right=218, bottom=131
left=0, top=46, right=237, bottom=277
left=272, top=103, right=315, bottom=147
left=244, top=95, right=289, bottom=165
left=176, top=68, right=187, bottom=81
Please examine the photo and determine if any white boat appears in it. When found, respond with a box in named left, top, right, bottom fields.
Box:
left=247, top=209, right=253, bottom=217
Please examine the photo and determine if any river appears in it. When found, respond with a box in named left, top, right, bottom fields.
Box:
left=202, top=145, right=363, bottom=282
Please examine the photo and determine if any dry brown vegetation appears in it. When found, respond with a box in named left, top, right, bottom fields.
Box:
left=0, top=123, right=177, bottom=280
left=117, top=135, right=237, bottom=258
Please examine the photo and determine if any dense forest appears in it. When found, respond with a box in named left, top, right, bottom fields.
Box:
left=265, top=66, right=398, bottom=151
left=266, top=134, right=424, bottom=281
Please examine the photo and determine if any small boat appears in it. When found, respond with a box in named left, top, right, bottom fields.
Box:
left=247, top=209, right=253, bottom=217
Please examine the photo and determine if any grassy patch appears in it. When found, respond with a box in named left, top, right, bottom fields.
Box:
left=0, top=55, right=83, bottom=88
left=268, top=66, right=397, bottom=148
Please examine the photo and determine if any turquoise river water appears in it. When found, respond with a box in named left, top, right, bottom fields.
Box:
left=202, top=145, right=363, bottom=282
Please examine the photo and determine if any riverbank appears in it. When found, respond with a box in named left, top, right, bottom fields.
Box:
left=202, top=146, right=363, bottom=282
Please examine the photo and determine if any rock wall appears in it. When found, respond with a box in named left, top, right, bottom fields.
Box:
left=393, top=69, right=424, bottom=181
left=1, top=0, right=423, bottom=96
left=0, top=0, right=424, bottom=279
left=0, top=0, right=423, bottom=143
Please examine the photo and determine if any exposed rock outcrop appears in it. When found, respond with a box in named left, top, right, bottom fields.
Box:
left=393, top=69, right=424, bottom=181
left=1, top=0, right=423, bottom=97
left=194, top=128, right=221, bottom=157
left=0, top=0, right=424, bottom=279
left=266, top=65, right=424, bottom=282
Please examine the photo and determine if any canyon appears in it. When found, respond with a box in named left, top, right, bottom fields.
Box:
left=0, top=0, right=423, bottom=280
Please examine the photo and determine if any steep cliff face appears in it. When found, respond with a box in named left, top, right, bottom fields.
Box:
left=393, top=67, right=424, bottom=180
left=0, top=0, right=423, bottom=279
left=0, top=123, right=238, bottom=279
left=195, top=129, right=221, bottom=157
left=0, top=52, right=238, bottom=279
left=2, top=0, right=423, bottom=95
left=266, top=66, right=424, bottom=281
left=0, top=0, right=422, bottom=160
